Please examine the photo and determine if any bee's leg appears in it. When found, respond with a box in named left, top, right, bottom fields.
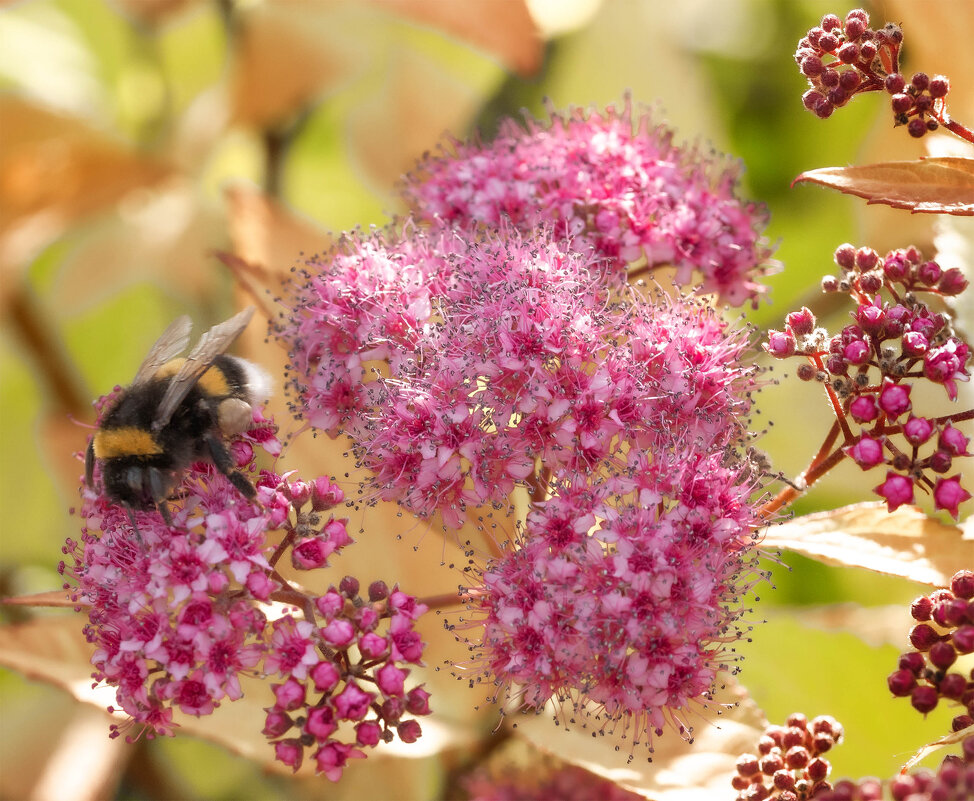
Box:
left=156, top=500, right=173, bottom=527
left=204, top=434, right=256, bottom=499
left=147, top=467, right=174, bottom=526
left=85, top=439, right=96, bottom=489
left=122, top=504, right=145, bottom=544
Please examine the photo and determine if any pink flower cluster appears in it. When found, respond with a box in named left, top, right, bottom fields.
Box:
left=402, top=99, right=775, bottom=307
left=477, top=447, right=760, bottom=744
left=263, top=579, right=430, bottom=779
left=765, top=244, right=972, bottom=518
left=64, top=412, right=430, bottom=779
left=63, top=419, right=286, bottom=736
left=279, top=223, right=763, bottom=745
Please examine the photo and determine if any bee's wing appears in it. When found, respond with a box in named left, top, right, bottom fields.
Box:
left=132, top=315, right=193, bottom=386
left=151, top=306, right=256, bottom=432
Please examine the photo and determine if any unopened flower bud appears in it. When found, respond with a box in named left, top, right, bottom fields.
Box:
left=786, top=308, right=816, bottom=336
left=875, top=471, right=914, bottom=511
left=846, top=436, right=885, bottom=469
left=911, top=685, right=938, bottom=714
left=909, top=623, right=941, bottom=651
left=887, top=669, right=916, bottom=696
left=950, top=570, right=974, bottom=600
left=849, top=395, right=879, bottom=423
left=878, top=380, right=911, bottom=418
left=933, top=476, right=971, bottom=520
left=902, top=416, right=934, bottom=446
left=938, top=267, right=969, bottom=296
left=928, top=75, right=949, bottom=98
left=397, top=719, right=422, bottom=743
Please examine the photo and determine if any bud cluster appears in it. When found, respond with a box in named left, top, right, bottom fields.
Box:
left=263, top=579, right=431, bottom=780
left=765, top=243, right=972, bottom=518
left=795, top=8, right=956, bottom=139
left=887, top=570, right=974, bottom=730
left=732, top=713, right=843, bottom=800
left=796, top=9, right=901, bottom=119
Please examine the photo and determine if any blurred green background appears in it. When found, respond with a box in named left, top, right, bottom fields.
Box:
left=1, top=0, right=970, bottom=798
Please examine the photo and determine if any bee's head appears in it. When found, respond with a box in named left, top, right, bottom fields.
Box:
left=100, top=458, right=175, bottom=511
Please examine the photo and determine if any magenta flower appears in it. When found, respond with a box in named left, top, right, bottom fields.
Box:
left=933, top=476, right=971, bottom=520
left=874, top=472, right=915, bottom=512
left=403, top=99, right=776, bottom=306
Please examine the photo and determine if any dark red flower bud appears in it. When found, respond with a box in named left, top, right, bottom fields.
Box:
left=888, top=668, right=917, bottom=696
left=909, top=623, right=941, bottom=651
left=911, top=72, right=930, bottom=91
left=911, top=684, right=938, bottom=714
left=951, top=571, right=974, bottom=600
left=929, top=640, right=957, bottom=670
left=907, top=118, right=927, bottom=138
left=928, top=75, right=949, bottom=98
left=885, top=73, right=906, bottom=93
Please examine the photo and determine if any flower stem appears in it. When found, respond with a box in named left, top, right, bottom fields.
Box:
left=939, top=114, right=974, bottom=144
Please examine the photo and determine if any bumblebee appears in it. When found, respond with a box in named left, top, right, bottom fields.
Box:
left=85, top=306, right=272, bottom=520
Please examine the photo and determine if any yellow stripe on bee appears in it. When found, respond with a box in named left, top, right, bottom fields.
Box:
left=155, top=358, right=232, bottom=398
left=93, top=427, right=163, bottom=458
left=155, top=358, right=186, bottom=379
left=197, top=367, right=231, bottom=398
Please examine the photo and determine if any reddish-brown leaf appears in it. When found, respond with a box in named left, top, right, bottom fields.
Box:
left=0, top=616, right=101, bottom=695
left=793, top=157, right=974, bottom=215
left=346, top=48, right=481, bottom=193
left=368, top=0, right=543, bottom=77
left=223, top=184, right=330, bottom=277
left=0, top=96, right=172, bottom=272
left=230, top=4, right=365, bottom=127
left=761, top=502, right=973, bottom=586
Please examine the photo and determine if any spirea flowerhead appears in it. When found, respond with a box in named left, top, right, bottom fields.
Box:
left=63, top=413, right=289, bottom=737
left=62, top=408, right=430, bottom=779
left=765, top=243, right=972, bottom=518
left=469, top=445, right=762, bottom=748
left=279, top=222, right=767, bottom=748
left=402, top=98, right=776, bottom=307
left=280, top=224, right=760, bottom=525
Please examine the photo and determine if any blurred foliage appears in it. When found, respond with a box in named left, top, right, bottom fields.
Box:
left=1, top=0, right=970, bottom=798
